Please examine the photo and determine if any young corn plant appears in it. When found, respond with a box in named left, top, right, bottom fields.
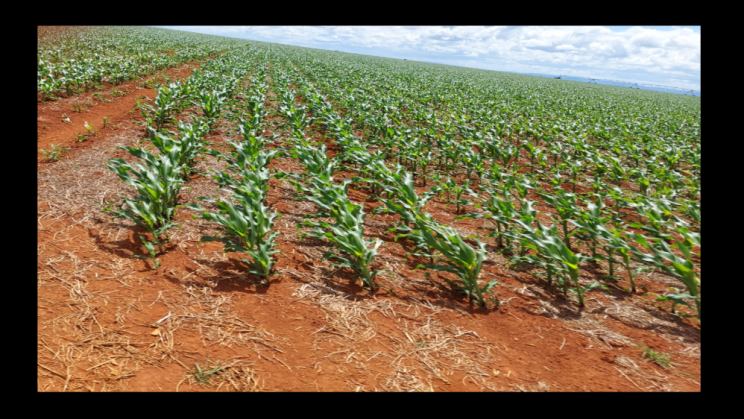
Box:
left=291, top=143, right=337, bottom=183
left=40, top=144, right=70, bottom=162
left=293, top=169, right=386, bottom=289
left=138, top=82, right=180, bottom=130
left=296, top=178, right=352, bottom=222
left=84, top=121, right=96, bottom=137
left=278, top=101, right=313, bottom=137
left=212, top=138, right=280, bottom=175
left=629, top=197, right=678, bottom=241
left=570, top=200, right=608, bottom=260
left=442, top=143, right=469, bottom=174
left=460, top=146, right=488, bottom=181
left=418, top=149, right=436, bottom=186
left=346, top=150, right=389, bottom=197
left=509, top=232, right=568, bottom=290
left=416, top=221, right=497, bottom=307
left=302, top=199, right=386, bottom=292
left=193, top=88, right=228, bottom=125
left=456, top=186, right=515, bottom=248
left=146, top=121, right=209, bottom=180
left=541, top=190, right=580, bottom=250
left=492, top=142, right=520, bottom=172
left=186, top=172, right=280, bottom=283
left=243, top=94, right=267, bottom=134
left=521, top=141, right=542, bottom=172
left=679, top=199, right=701, bottom=225
left=632, top=168, right=653, bottom=196
left=566, top=159, right=585, bottom=193
left=133, top=234, right=162, bottom=269
left=527, top=223, right=596, bottom=307
left=588, top=153, right=609, bottom=193
left=602, top=186, right=633, bottom=227
left=435, top=177, right=476, bottom=214
left=505, top=199, right=538, bottom=256
left=595, top=224, right=638, bottom=291
left=399, top=136, right=425, bottom=174
left=504, top=174, right=535, bottom=201
left=374, top=168, right=437, bottom=234
left=106, top=146, right=184, bottom=267
left=633, top=234, right=701, bottom=320
left=237, top=116, right=274, bottom=152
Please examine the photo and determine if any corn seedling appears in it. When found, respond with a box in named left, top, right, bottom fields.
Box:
left=346, top=150, right=390, bottom=197
left=521, top=141, right=542, bottom=172
left=505, top=199, right=538, bottom=256
left=132, top=234, right=161, bottom=269
left=633, top=234, right=700, bottom=320
left=594, top=224, right=638, bottom=291
left=654, top=288, right=697, bottom=317
left=565, top=160, right=585, bottom=193
left=374, top=168, right=436, bottom=230
left=456, top=186, right=515, bottom=248
left=510, top=240, right=568, bottom=289
left=416, top=221, right=496, bottom=307
left=602, top=186, right=633, bottom=226
left=40, top=144, right=70, bottom=162
left=461, top=147, right=489, bottom=182
left=84, top=121, right=95, bottom=137
left=292, top=143, right=337, bottom=183
left=570, top=200, right=608, bottom=260
left=192, top=88, right=228, bottom=123
left=106, top=145, right=184, bottom=259
left=303, top=200, right=386, bottom=291
left=629, top=197, right=679, bottom=240
left=491, top=141, right=520, bottom=170
left=242, top=94, right=267, bottom=134
left=541, top=190, right=580, bottom=250
left=146, top=120, right=209, bottom=179
left=296, top=175, right=386, bottom=290
left=186, top=170, right=280, bottom=283
left=504, top=174, right=535, bottom=201
left=525, top=223, right=597, bottom=307
left=435, top=176, right=476, bottom=214
left=280, top=102, right=313, bottom=135
left=138, top=81, right=182, bottom=130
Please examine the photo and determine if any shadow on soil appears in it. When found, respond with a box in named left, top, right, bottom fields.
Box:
left=89, top=223, right=142, bottom=256
left=90, top=223, right=181, bottom=273
left=164, top=260, right=271, bottom=295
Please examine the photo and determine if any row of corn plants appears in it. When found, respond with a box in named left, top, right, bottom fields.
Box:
left=104, top=48, right=260, bottom=269
left=274, top=62, right=498, bottom=307
left=95, top=34, right=699, bottom=318
left=273, top=47, right=698, bottom=316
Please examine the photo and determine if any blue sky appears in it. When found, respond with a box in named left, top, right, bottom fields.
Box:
left=157, top=26, right=701, bottom=91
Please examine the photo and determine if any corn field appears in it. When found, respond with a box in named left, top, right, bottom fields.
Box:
left=38, top=27, right=701, bottom=392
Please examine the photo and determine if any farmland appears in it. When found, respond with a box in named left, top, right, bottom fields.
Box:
left=37, top=26, right=700, bottom=391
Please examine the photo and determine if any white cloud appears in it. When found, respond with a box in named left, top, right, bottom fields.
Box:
left=556, top=44, right=577, bottom=51
left=161, top=26, right=700, bottom=90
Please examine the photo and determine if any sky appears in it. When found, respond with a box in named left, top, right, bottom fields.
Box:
left=156, top=26, right=701, bottom=91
